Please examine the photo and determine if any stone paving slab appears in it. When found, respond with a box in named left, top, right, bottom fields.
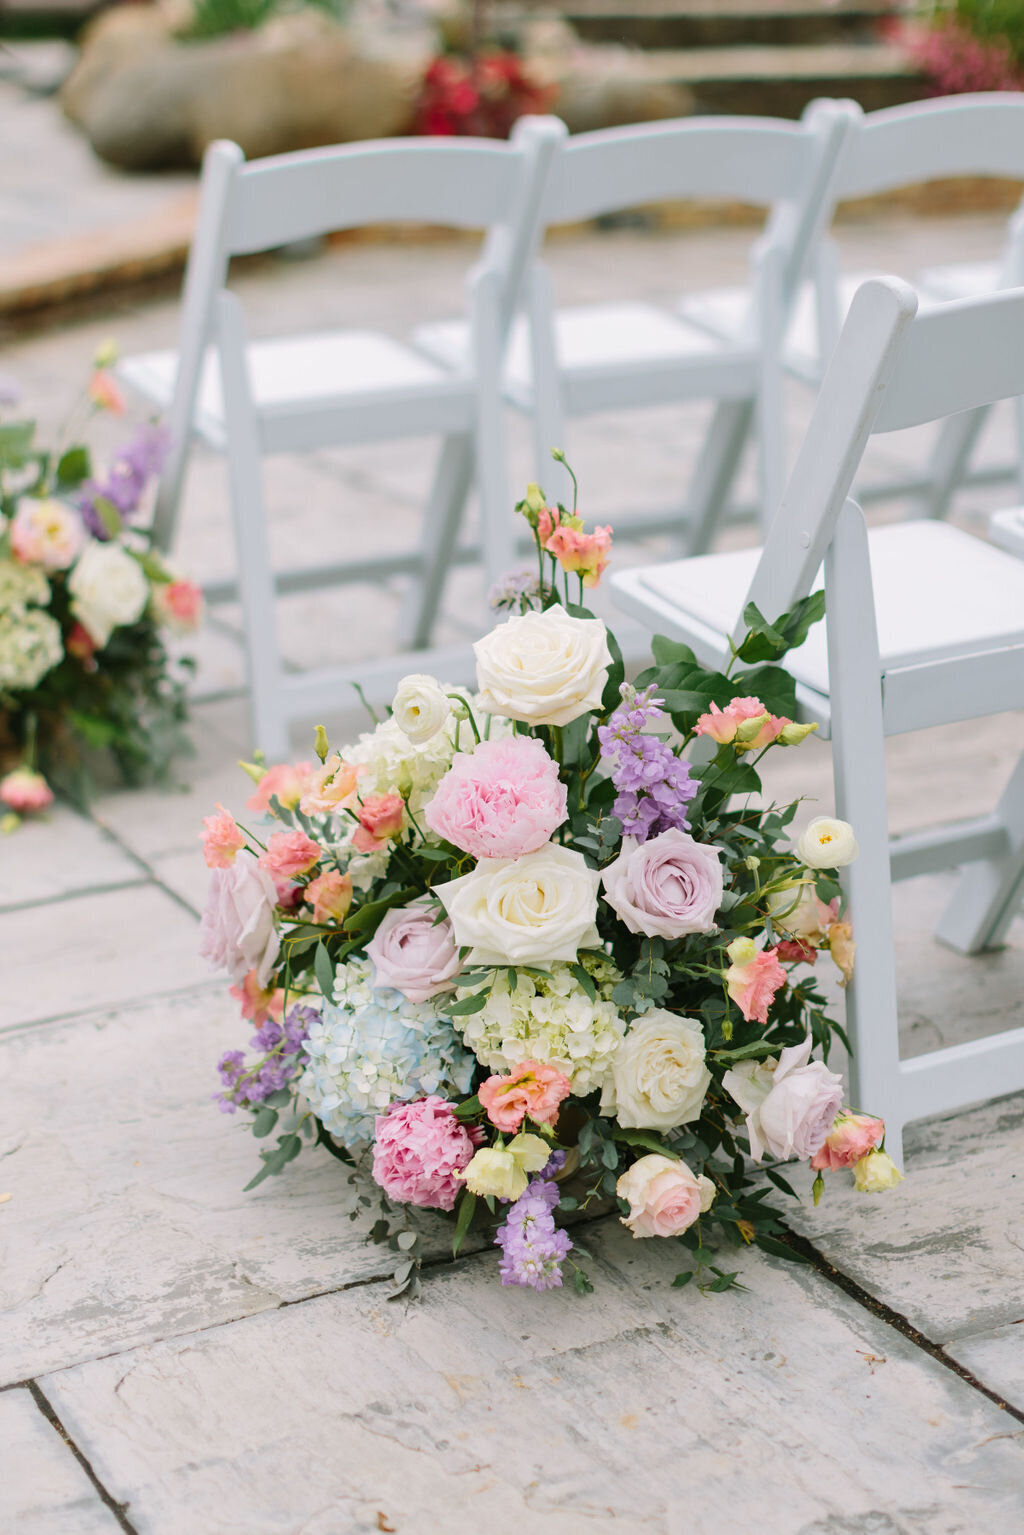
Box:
left=0, top=989, right=485, bottom=1387
left=39, top=1221, right=1024, bottom=1535
left=948, top=1326, right=1024, bottom=1409
left=0, top=1387, right=122, bottom=1534
left=0, top=803, right=143, bottom=911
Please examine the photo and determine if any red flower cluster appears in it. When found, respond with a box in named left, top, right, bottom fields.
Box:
left=415, top=50, right=553, bottom=139
left=893, top=18, right=1021, bottom=93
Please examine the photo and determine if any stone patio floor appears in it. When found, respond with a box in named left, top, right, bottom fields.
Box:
left=3, top=207, right=1024, bottom=1534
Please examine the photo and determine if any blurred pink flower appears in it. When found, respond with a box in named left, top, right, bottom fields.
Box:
left=371, top=1096, right=483, bottom=1211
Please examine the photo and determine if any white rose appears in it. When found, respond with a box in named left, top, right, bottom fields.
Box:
left=601, top=1011, right=710, bottom=1131
left=391, top=674, right=451, bottom=745
left=198, top=857, right=280, bottom=987
left=435, top=843, right=600, bottom=966
left=474, top=605, right=612, bottom=727
left=67, top=541, right=149, bottom=649
left=796, top=816, right=859, bottom=870
left=723, top=1035, right=844, bottom=1163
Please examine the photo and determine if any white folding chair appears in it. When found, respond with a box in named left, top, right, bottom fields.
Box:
left=682, top=93, right=1024, bottom=519
left=614, top=277, right=1024, bottom=1164
left=116, top=120, right=565, bottom=757
left=415, top=104, right=855, bottom=554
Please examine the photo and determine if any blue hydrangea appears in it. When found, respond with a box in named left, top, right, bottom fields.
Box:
left=299, top=956, right=476, bottom=1148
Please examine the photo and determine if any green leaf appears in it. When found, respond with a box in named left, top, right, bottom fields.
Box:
left=755, top=1233, right=811, bottom=1264
left=651, top=635, right=698, bottom=667
left=445, top=990, right=490, bottom=1016
left=763, top=1168, right=799, bottom=1199
left=714, top=1040, right=779, bottom=1064
left=251, top=1106, right=278, bottom=1138
left=55, top=445, right=91, bottom=488
left=0, top=421, right=35, bottom=467
left=709, top=1271, right=741, bottom=1292
left=397, top=1230, right=418, bottom=1251
left=314, top=941, right=335, bottom=1001
left=613, top=1128, right=679, bottom=1158
left=452, top=1191, right=477, bottom=1257
left=672, top=1269, right=695, bottom=1288
left=598, top=616, right=625, bottom=713
left=92, top=496, right=123, bottom=540
left=453, top=1094, right=481, bottom=1120
left=570, top=962, right=597, bottom=1002
left=345, top=888, right=419, bottom=933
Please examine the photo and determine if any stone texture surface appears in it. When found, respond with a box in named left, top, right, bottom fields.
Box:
left=41, top=1223, right=1024, bottom=1535
left=0, top=802, right=143, bottom=911
left=0, top=1388, right=121, bottom=1534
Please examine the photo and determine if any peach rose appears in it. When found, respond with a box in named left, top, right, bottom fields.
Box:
left=258, top=829, right=322, bottom=882
left=616, top=1154, right=715, bottom=1239
left=479, top=1060, right=572, bottom=1132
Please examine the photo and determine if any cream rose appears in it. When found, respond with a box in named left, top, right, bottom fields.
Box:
left=473, top=606, right=612, bottom=727
left=391, top=674, right=451, bottom=745
left=67, top=541, right=149, bottom=648
left=601, top=1011, right=710, bottom=1130
left=617, top=1153, right=715, bottom=1238
left=723, top=1035, right=843, bottom=1163
left=796, top=816, right=859, bottom=870
left=766, top=882, right=833, bottom=942
left=435, top=843, right=600, bottom=966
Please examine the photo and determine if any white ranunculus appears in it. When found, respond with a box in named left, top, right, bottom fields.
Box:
left=473, top=605, right=612, bottom=727
left=67, top=541, right=149, bottom=648
left=391, top=674, right=451, bottom=745
left=435, top=843, right=601, bottom=966
left=723, top=1035, right=844, bottom=1163
left=602, top=1011, right=710, bottom=1131
left=796, top=816, right=859, bottom=870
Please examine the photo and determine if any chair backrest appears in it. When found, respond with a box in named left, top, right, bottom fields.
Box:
left=833, top=93, right=1024, bottom=200
left=741, top=277, right=1024, bottom=632
left=535, top=104, right=856, bottom=320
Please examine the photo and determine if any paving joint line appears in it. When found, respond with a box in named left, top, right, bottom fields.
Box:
left=25, top=1380, right=139, bottom=1534
left=0, top=977, right=224, bottom=1038
left=780, top=1225, right=1024, bottom=1426
left=0, top=875, right=150, bottom=918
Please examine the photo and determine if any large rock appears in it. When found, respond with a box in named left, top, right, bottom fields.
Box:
left=62, top=6, right=420, bottom=170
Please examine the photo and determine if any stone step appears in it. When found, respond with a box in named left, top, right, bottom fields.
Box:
left=498, top=0, right=896, bottom=50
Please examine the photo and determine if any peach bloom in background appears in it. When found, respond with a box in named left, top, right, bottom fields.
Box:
left=229, top=968, right=286, bottom=1026
left=0, top=767, right=54, bottom=813
left=88, top=370, right=125, bottom=413
left=66, top=622, right=97, bottom=664
left=827, top=920, right=856, bottom=986
left=10, top=498, right=86, bottom=572
left=545, top=523, right=613, bottom=589
left=305, top=869, right=353, bottom=925
left=247, top=761, right=315, bottom=815
left=258, top=829, right=322, bottom=882
left=353, top=792, right=405, bottom=853
left=201, top=804, right=246, bottom=868
left=811, top=1111, right=885, bottom=1171
left=617, top=1153, right=715, bottom=1238
left=694, top=695, right=789, bottom=750
left=299, top=756, right=364, bottom=817
left=479, top=1060, right=572, bottom=1132
left=724, top=937, right=787, bottom=1024
left=152, top=578, right=204, bottom=634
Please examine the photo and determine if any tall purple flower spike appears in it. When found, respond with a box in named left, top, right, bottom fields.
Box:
left=597, top=684, right=697, bottom=842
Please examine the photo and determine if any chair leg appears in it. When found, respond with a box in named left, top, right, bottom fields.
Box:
left=682, top=399, right=754, bottom=556
left=471, top=268, right=516, bottom=624
left=916, top=405, right=989, bottom=521
left=398, top=434, right=474, bottom=651
left=936, top=748, right=1024, bottom=955
left=827, top=499, right=906, bottom=1167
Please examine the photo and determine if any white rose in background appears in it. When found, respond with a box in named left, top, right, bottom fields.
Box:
left=68, top=541, right=149, bottom=648
left=199, top=856, right=280, bottom=986
left=436, top=843, right=601, bottom=966
left=602, top=1011, right=711, bottom=1131
left=723, top=1035, right=843, bottom=1163
left=796, top=816, right=859, bottom=870
left=392, top=674, right=451, bottom=745
left=474, top=605, right=612, bottom=727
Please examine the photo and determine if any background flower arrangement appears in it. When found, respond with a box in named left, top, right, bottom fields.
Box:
left=200, top=461, right=901, bottom=1300
left=0, top=350, right=202, bottom=818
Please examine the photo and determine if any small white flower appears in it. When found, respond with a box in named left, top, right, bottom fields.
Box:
left=67, top=540, right=149, bottom=649
left=796, top=816, right=859, bottom=870
left=391, top=674, right=451, bottom=745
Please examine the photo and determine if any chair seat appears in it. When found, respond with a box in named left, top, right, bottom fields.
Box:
left=990, top=506, right=1024, bottom=560
left=613, top=520, right=1024, bottom=706
left=414, top=302, right=756, bottom=413
left=119, top=330, right=468, bottom=448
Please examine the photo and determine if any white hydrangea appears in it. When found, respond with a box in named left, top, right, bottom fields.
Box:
left=0, top=557, right=50, bottom=616
left=458, top=955, right=626, bottom=1097
left=0, top=608, right=63, bottom=690
left=298, top=955, right=476, bottom=1148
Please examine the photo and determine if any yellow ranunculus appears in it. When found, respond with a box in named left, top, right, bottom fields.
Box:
left=852, top=1149, right=903, bottom=1193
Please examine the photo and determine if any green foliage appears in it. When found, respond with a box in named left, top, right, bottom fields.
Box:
left=181, top=0, right=352, bottom=41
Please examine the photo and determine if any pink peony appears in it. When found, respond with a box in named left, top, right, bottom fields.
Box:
left=478, top=1060, right=572, bottom=1132
left=694, top=695, right=789, bottom=750
left=365, top=901, right=461, bottom=1003
left=811, top=1111, right=885, bottom=1172
left=258, top=829, right=322, bottom=882
left=229, top=968, right=286, bottom=1026
left=199, top=856, right=280, bottom=986
left=246, top=761, right=315, bottom=815
left=353, top=793, right=405, bottom=853
left=0, top=767, right=53, bottom=813
left=724, top=938, right=787, bottom=1024
left=201, top=804, right=246, bottom=869
left=153, top=579, right=204, bottom=634
left=371, top=1096, right=483, bottom=1211
left=424, top=736, right=567, bottom=860
left=545, top=523, right=613, bottom=589
left=299, top=757, right=364, bottom=817
left=616, top=1153, right=715, bottom=1238
left=602, top=829, right=723, bottom=940
left=305, top=869, right=353, bottom=924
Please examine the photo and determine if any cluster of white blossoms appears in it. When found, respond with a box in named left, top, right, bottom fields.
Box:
left=0, top=556, right=63, bottom=692
left=457, top=955, right=627, bottom=1097
left=298, top=956, right=476, bottom=1147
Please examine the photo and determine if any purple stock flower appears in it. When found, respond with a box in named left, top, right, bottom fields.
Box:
left=213, top=1003, right=314, bottom=1115
left=79, top=423, right=171, bottom=539
left=597, top=684, right=697, bottom=843
left=488, top=566, right=542, bottom=612
left=495, top=1175, right=572, bottom=1291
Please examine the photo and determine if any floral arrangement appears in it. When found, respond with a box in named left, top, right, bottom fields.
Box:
left=891, top=3, right=1024, bottom=91
left=200, top=463, right=901, bottom=1299
left=0, top=349, right=201, bottom=818
left=414, top=49, right=553, bottom=138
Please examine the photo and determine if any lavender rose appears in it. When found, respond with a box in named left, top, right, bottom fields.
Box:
left=365, top=901, right=461, bottom=1003
left=723, top=1035, right=843, bottom=1163
left=601, top=829, right=723, bottom=940
left=199, top=856, right=280, bottom=987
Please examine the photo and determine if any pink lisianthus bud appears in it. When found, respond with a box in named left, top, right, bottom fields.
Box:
left=811, top=1111, right=885, bottom=1172
left=0, top=767, right=54, bottom=813
left=258, top=829, right=322, bottom=882
left=545, top=523, right=613, bottom=588
left=246, top=761, right=316, bottom=815
left=305, top=869, right=353, bottom=925
left=201, top=803, right=246, bottom=868
left=352, top=792, right=405, bottom=853
left=724, top=937, right=787, bottom=1024
left=695, top=695, right=790, bottom=748
left=153, top=578, right=204, bottom=634
left=478, top=1059, right=573, bottom=1133
left=229, top=969, right=286, bottom=1026
left=88, top=370, right=125, bottom=414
